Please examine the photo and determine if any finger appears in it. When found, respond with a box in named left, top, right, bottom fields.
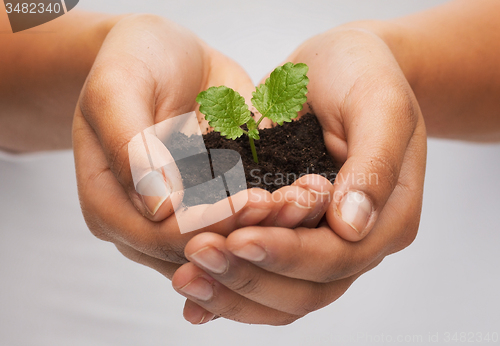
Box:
left=74, top=112, right=276, bottom=263
left=183, top=232, right=359, bottom=317
left=227, top=222, right=390, bottom=283
left=285, top=31, right=421, bottom=241
left=325, top=78, right=419, bottom=241
left=258, top=185, right=316, bottom=228
left=183, top=299, right=217, bottom=325
left=172, top=262, right=299, bottom=325
left=291, top=174, right=334, bottom=228
left=115, top=240, right=297, bottom=326
left=178, top=188, right=275, bottom=235
left=226, top=118, right=426, bottom=283
left=179, top=254, right=383, bottom=325
left=259, top=175, right=334, bottom=229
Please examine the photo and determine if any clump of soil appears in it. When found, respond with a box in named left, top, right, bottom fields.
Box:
left=203, top=113, right=339, bottom=190
left=167, top=114, right=339, bottom=206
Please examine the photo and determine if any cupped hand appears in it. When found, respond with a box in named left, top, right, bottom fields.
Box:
left=173, top=25, right=427, bottom=325
left=73, top=14, right=265, bottom=267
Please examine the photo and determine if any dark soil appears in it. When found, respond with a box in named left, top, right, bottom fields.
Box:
left=168, top=114, right=339, bottom=206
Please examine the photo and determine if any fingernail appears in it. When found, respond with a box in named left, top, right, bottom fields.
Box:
left=136, top=170, right=171, bottom=216
left=190, top=247, right=228, bottom=274
left=275, top=201, right=312, bottom=228
left=232, top=243, right=267, bottom=262
left=197, top=312, right=216, bottom=325
left=338, top=191, right=372, bottom=235
left=179, top=277, right=213, bottom=301
left=303, top=189, right=331, bottom=222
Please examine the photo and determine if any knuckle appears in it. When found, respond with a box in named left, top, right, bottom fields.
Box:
left=318, top=267, right=344, bottom=284
left=216, top=299, right=246, bottom=321
left=87, top=223, right=111, bottom=242
left=77, top=173, right=113, bottom=243
left=391, top=86, right=419, bottom=127
left=273, top=314, right=300, bottom=326
left=228, top=270, right=263, bottom=296
left=317, top=267, right=339, bottom=284
left=107, top=140, right=132, bottom=185
left=394, top=218, right=420, bottom=253
left=378, top=83, right=419, bottom=138
left=82, top=210, right=113, bottom=242
left=115, top=244, right=144, bottom=265
left=378, top=73, right=415, bottom=107
left=153, top=241, right=188, bottom=264
left=388, top=183, right=422, bottom=254
left=272, top=231, right=309, bottom=276
left=364, top=149, right=400, bottom=192
left=141, top=223, right=188, bottom=264
left=317, top=242, right=353, bottom=282
left=81, top=65, right=128, bottom=114
left=159, top=245, right=187, bottom=264
left=274, top=260, right=299, bottom=278
left=127, top=13, right=165, bottom=26
left=296, top=283, right=328, bottom=315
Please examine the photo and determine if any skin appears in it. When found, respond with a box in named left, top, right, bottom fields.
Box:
left=1, top=0, right=500, bottom=327
left=174, top=24, right=427, bottom=325
left=72, top=13, right=330, bottom=269
left=173, top=0, right=500, bottom=325
left=0, top=10, right=120, bottom=152
left=0, top=9, right=328, bottom=282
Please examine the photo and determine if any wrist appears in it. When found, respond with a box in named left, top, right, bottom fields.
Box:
left=72, top=14, right=129, bottom=81
left=0, top=13, right=128, bottom=152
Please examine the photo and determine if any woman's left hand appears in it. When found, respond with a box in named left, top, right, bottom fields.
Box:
left=172, top=23, right=427, bottom=325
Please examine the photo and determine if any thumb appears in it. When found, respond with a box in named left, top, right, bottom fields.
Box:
left=325, top=84, right=420, bottom=242
left=204, top=48, right=256, bottom=107
left=128, top=124, right=184, bottom=219
left=79, top=63, right=186, bottom=222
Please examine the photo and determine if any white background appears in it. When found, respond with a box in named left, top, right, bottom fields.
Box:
left=1, top=0, right=499, bottom=345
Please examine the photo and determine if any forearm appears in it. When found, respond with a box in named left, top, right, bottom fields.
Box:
left=0, top=10, right=123, bottom=152
left=350, top=0, right=500, bottom=141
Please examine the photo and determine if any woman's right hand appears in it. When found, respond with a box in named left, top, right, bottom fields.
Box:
left=72, top=14, right=327, bottom=278
left=73, top=14, right=268, bottom=272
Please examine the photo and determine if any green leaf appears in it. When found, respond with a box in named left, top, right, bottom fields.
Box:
left=247, top=117, right=258, bottom=130
left=246, top=116, right=260, bottom=140
left=248, top=129, right=260, bottom=140
left=196, top=86, right=252, bottom=140
left=251, top=62, right=309, bottom=125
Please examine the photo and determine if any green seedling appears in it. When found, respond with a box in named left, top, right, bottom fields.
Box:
left=196, top=62, right=309, bottom=164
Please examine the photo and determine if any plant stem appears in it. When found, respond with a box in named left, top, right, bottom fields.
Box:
left=255, top=115, right=266, bottom=127
left=248, top=137, right=259, bottom=164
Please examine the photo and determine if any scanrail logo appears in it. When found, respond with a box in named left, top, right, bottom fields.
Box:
left=3, top=0, right=79, bottom=33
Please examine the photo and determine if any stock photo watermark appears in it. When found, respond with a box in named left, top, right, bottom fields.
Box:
left=248, top=168, right=378, bottom=205
left=128, top=112, right=380, bottom=234
left=248, top=168, right=379, bottom=188
left=3, top=0, right=79, bottom=33
left=330, top=331, right=499, bottom=344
